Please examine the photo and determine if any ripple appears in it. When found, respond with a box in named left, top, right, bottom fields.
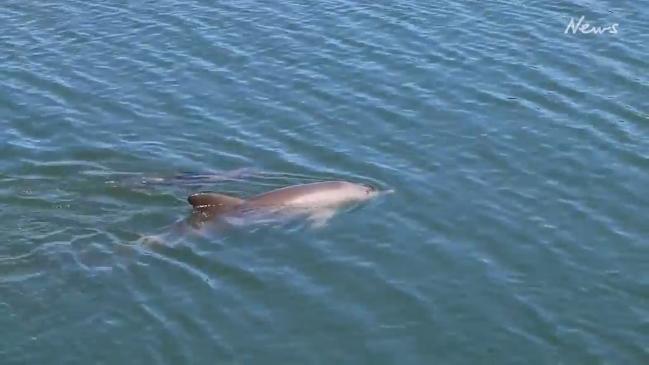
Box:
left=1, top=0, right=648, bottom=363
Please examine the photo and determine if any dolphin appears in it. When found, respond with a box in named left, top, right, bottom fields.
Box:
left=186, top=181, right=385, bottom=229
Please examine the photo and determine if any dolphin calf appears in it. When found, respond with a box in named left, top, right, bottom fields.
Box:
left=186, top=181, right=385, bottom=229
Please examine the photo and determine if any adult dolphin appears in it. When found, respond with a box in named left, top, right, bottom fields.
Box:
left=186, top=181, right=388, bottom=229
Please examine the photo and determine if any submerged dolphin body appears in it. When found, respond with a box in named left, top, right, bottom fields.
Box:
left=118, top=168, right=258, bottom=188
left=186, top=181, right=383, bottom=229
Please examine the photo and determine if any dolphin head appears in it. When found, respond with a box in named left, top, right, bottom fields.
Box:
left=361, top=183, right=376, bottom=194
left=359, top=183, right=394, bottom=199
left=341, top=182, right=381, bottom=202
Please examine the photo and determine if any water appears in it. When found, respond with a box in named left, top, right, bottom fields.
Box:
left=1, top=1, right=647, bottom=363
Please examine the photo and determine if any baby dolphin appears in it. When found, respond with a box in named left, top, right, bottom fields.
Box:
left=187, top=181, right=383, bottom=229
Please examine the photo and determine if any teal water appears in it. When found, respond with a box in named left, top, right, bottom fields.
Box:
left=1, top=1, right=648, bottom=364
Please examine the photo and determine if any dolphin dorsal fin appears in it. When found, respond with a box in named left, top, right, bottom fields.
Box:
left=187, top=192, right=244, bottom=209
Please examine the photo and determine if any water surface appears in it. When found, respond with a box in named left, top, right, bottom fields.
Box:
left=1, top=1, right=648, bottom=364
